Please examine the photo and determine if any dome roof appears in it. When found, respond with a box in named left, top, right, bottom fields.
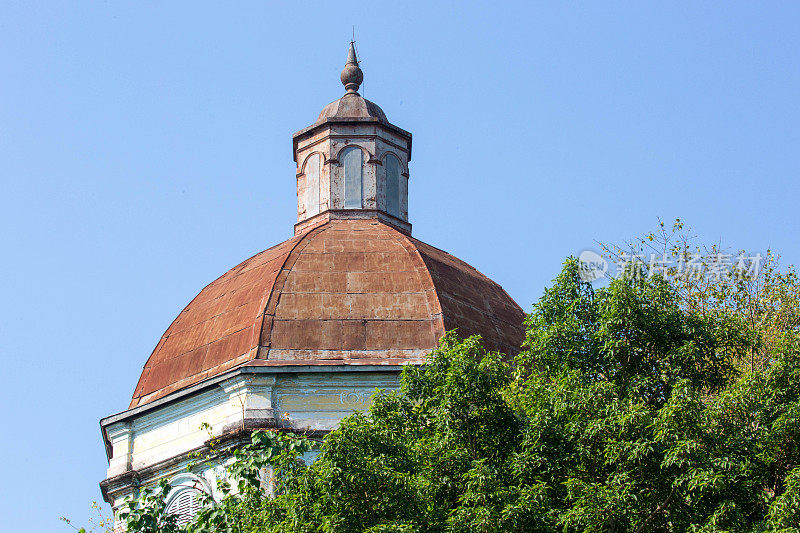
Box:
left=317, top=92, right=388, bottom=122
left=130, top=219, right=525, bottom=408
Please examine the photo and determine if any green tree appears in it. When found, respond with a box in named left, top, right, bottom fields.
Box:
left=601, top=218, right=800, bottom=372
left=86, top=255, right=800, bottom=533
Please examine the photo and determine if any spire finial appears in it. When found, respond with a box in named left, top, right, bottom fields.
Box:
left=340, top=41, right=363, bottom=95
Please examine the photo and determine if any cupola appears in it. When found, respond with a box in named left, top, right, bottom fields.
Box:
left=292, top=43, right=413, bottom=234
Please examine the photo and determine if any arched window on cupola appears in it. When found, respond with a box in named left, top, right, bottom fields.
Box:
left=304, top=153, right=321, bottom=217
left=384, top=154, right=401, bottom=218
left=341, top=146, right=363, bottom=209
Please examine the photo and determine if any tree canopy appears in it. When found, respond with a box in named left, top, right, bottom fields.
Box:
left=79, top=251, right=800, bottom=533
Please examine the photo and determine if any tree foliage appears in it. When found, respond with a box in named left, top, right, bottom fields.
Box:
left=601, top=218, right=800, bottom=372
left=85, top=253, right=800, bottom=533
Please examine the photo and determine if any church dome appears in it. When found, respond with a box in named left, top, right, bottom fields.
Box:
left=130, top=219, right=525, bottom=408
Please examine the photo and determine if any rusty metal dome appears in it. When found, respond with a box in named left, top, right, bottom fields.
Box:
left=129, top=219, right=525, bottom=408
left=316, top=93, right=387, bottom=122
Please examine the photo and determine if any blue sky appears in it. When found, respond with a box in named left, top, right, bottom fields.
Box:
left=1, top=2, right=798, bottom=529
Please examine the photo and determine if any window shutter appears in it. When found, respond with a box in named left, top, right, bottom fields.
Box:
left=166, top=488, right=201, bottom=526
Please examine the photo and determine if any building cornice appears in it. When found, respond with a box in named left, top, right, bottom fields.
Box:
left=292, top=117, right=412, bottom=162
left=100, top=363, right=410, bottom=460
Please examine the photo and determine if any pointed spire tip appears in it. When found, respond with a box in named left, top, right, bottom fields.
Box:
left=347, top=41, right=358, bottom=65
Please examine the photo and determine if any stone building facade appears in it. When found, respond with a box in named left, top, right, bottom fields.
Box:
left=100, top=43, right=525, bottom=527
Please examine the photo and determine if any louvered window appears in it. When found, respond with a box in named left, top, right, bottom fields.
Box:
left=165, top=488, right=201, bottom=526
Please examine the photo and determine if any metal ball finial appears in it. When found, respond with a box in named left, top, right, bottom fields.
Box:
left=340, top=41, right=363, bottom=94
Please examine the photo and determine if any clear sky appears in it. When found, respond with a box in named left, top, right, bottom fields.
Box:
left=1, top=2, right=798, bottom=529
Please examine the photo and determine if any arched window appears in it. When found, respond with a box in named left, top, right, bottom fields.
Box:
left=304, top=154, right=320, bottom=217
left=165, top=487, right=202, bottom=526
left=163, top=474, right=209, bottom=527
left=385, top=154, right=401, bottom=218
left=341, top=146, right=363, bottom=209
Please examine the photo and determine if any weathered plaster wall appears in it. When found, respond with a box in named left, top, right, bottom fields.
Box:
left=102, top=368, right=403, bottom=526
